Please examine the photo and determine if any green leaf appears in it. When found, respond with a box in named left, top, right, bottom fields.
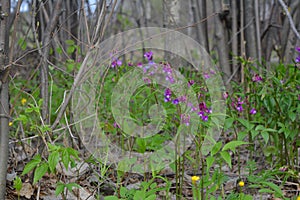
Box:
left=222, top=141, right=248, bottom=153
left=211, top=141, right=222, bottom=156
left=55, top=182, right=65, bottom=196
left=206, top=156, right=215, bottom=170
left=48, top=151, right=60, bottom=173
left=22, top=155, right=41, bottom=175
left=13, top=176, right=22, bottom=191
left=261, top=181, right=283, bottom=197
left=120, top=186, right=128, bottom=198
left=65, top=183, right=80, bottom=192
left=48, top=143, right=60, bottom=152
left=255, top=125, right=265, bottom=131
left=261, top=131, right=269, bottom=144
left=18, top=38, right=27, bottom=50
left=220, top=151, right=231, bottom=169
left=145, top=194, right=156, bottom=200
left=258, top=188, right=274, bottom=194
left=66, top=147, right=80, bottom=160
left=104, top=196, right=119, bottom=200
left=237, top=118, right=254, bottom=131
left=33, top=162, right=49, bottom=184
left=65, top=39, right=75, bottom=45
left=56, top=47, right=63, bottom=54
left=224, top=117, right=235, bottom=130
left=238, top=131, right=248, bottom=141
left=62, top=148, right=70, bottom=169
left=263, top=146, right=276, bottom=157
left=134, top=191, right=145, bottom=200
left=67, top=46, right=75, bottom=54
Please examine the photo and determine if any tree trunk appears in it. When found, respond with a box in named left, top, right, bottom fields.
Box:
left=213, top=0, right=231, bottom=82
left=0, top=0, right=10, bottom=198
left=244, top=0, right=257, bottom=59
left=190, top=0, right=209, bottom=51
left=163, top=0, right=180, bottom=28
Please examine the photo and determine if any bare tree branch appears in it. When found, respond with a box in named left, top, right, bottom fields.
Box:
left=278, top=0, right=300, bottom=41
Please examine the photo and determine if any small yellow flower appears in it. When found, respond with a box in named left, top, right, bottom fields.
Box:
left=191, top=176, right=200, bottom=184
left=9, top=122, right=13, bottom=126
left=297, top=196, right=300, bottom=200
left=21, top=98, right=27, bottom=105
left=238, top=181, right=245, bottom=187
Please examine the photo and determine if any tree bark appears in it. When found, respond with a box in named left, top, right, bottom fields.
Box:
left=244, top=0, right=257, bottom=59
left=0, top=0, right=10, bottom=198
left=213, top=0, right=231, bottom=82
left=190, top=0, right=209, bottom=51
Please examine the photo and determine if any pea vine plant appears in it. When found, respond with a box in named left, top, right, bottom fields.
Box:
left=9, top=43, right=300, bottom=199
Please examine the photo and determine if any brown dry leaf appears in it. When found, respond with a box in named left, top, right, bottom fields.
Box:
left=19, top=182, right=34, bottom=199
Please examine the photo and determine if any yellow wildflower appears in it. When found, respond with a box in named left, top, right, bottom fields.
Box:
left=21, top=98, right=27, bottom=105
left=297, top=196, right=300, bottom=200
left=191, top=176, right=200, bottom=185
left=9, top=122, right=13, bottom=126
left=238, top=181, right=245, bottom=187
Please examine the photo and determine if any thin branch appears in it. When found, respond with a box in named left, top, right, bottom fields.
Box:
left=278, top=0, right=300, bottom=40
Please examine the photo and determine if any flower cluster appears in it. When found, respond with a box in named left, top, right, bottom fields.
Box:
left=181, top=113, right=191, bottom=126
left=197, top=102, right=211, bottom=121
left=162, top=62, right=175, bottom=84
left=110, top=50, right=122, bottom=68
left=136, top=51, right=215, bottom=125
left=164, top=88, right=172, bottom=102
left=230, top=96, right=257, bottom=115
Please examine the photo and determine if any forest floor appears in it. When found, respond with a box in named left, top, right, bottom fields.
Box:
left=5, top=133, right=300, bottom=200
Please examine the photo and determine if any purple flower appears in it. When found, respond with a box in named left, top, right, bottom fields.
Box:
left=188, top=80, right=195, bottom=87
left=199, top=102, right=207, bottom=111
left=181, top=114, right=191, bottom=126
left=178, top=95, right=187, bottom=102
left=172, top=98, right=179, bottom=105
left=128, top=61, right=133, bottom=66
left=111, top=59, right=122, bottom=68
left=235, top=98, right=244, bottom=112
left=144, top=51, right=153, bottom=61
left=295, top=47, right=300, bottom=63
left=201, top=115, right=208, bottom=121
left=113, top=122, right=120, bottom=128
left=203, top=72, right=210, bottom=79
left=143, top=77, right=151, bottom=84
left=210, top=69, right=216, bottom=75
left=206, top=108, right=212, bottom=114
left=166, top=75, right=175, bottom=84
left=137, top=62, right=143, bottom=68
left=250, top=108, right=257, bottom=115
left=198, top=111, right=205, bottom=117
left=236, top=105, right=243, bottom=112
left=252, top=74, right=263, bottom=82
left=164, top=88, right=172, bottom=102
left=223, top=92, right=229, bottom=100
